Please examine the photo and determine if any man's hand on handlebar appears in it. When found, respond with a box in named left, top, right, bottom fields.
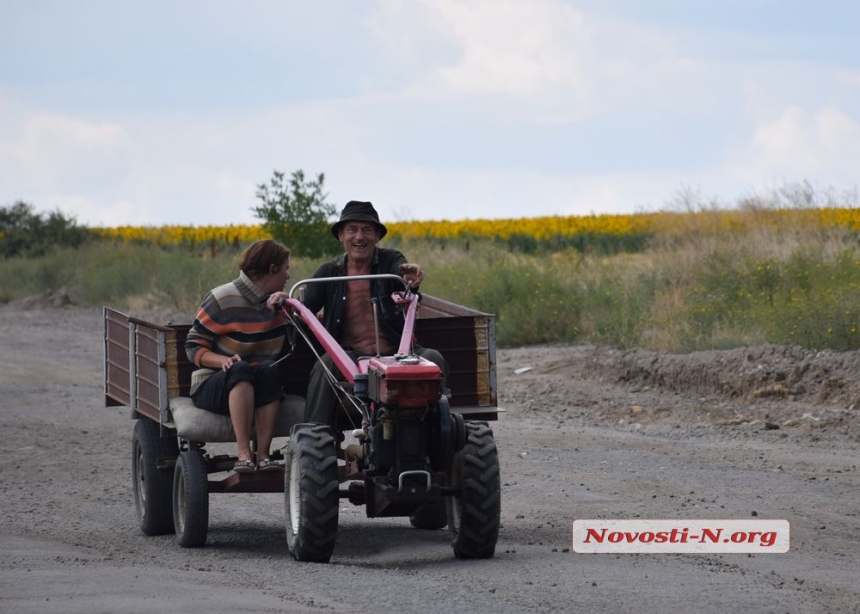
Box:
left=399, top=263, right=424, bottom=288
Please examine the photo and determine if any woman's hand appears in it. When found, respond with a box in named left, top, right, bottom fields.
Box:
left=219, top=354, right=241, bottom=371
left=267, top=291, right=289, bottom=311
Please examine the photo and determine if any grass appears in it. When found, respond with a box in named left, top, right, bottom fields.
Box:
left=0, top=244, right=318, bottom=313
left=4, top=193, right=860, bottom=352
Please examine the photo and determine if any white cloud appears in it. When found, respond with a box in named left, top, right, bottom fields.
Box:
left=367, top=0, right=702, bottom=123
left=749, top=106, right=860, bottom=177
left=0, top=101, right=130, bottom=210
left=0, top=104, right=126, bottom=164
left=837, top=70, right=860, bottom=88
left=422, top=0, right=591, bottom=98
left=1, top=97, right=405, bottom=226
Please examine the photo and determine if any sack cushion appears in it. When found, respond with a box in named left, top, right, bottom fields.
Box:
left=170, top=395, right=305, bottom=442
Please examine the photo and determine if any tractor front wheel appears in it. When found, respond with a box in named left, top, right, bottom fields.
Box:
left=447, top=421, right=501, bottom=558
left=284, top=424, right=339, bottom=562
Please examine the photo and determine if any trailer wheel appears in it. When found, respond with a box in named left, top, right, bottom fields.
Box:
left=409, top=499, right=448, bottom=530
left=447, top=422, right=501, bottom=559
left=284, top=424, right=339, bottom=562
left=173, top=450, right=209, bottom=548
left=132, top=418, right=178, bottom=536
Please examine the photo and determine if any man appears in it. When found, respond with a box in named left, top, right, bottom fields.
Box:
left=302, top=200, right=449, bottom=426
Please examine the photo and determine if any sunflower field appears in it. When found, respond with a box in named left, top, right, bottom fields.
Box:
left=89, top=206, right=860, bottom=256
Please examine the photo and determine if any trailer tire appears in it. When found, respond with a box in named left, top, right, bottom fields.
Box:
left=447, top=421, right=501, bottom=559
left=132, top=418, right=178, bottom=536
left=409, top=499, right=448, bottom=530
left=173, top=450, right=209, bottom=548
left=284, top=424, right=339, bottom=562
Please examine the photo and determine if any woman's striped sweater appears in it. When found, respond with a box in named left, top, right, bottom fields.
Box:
left=185, top=271, right=286, bottom=369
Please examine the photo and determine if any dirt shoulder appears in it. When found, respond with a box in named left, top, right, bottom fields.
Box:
left=1, top=305, right=858, bottom=614
left=498, top=343, right=860, bottom=439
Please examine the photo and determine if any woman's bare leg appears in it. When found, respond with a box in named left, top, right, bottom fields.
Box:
left=228, top=381, right=255, bottom=461
left=254, top=399, right=280, bottom=461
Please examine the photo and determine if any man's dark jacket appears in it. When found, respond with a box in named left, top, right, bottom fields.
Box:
left=302, top=247, right=411, bottom=349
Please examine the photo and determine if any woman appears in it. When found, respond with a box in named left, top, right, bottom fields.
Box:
left=185, top=239, right=292, bottom=472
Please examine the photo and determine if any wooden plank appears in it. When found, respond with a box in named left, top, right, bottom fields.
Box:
left=416, top=310, right=497, bottom=409
left=104, top=308, right=131, bottom=406
left=134, top=325, right=162, bottom=422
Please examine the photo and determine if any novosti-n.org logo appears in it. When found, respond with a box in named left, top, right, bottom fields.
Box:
left=572, top=519, right=790, bottom=553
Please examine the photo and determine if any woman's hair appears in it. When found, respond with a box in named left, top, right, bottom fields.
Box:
left=238, top=239, right=290, bottom=280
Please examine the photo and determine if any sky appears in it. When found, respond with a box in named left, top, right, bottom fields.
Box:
left=2, top=0, right=859, bottom=227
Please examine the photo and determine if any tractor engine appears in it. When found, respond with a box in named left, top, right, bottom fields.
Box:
left=364, top=356, right=442, bottom=478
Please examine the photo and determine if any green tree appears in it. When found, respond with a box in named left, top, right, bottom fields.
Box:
left=1, top=201, right=91, bottom=258
left=252, top=170, right=338, bottom=258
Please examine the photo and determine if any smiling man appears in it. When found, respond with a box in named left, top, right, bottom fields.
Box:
left=301, top=201, right=449, bottom=426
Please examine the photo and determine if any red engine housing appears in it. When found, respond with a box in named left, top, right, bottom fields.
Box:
left=365, top=356, right=442, bottom=408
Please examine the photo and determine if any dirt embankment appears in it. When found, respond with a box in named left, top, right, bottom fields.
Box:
left=498, top=343, right=860, bottom=439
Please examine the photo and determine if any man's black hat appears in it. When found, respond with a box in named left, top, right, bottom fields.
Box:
left=331, top=201, right=388, bottom=239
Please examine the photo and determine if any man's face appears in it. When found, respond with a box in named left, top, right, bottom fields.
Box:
left=338, top=222, right=380, bottom=265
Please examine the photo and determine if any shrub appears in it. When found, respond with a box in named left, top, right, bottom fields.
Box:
left=1, top=201, right=92, bottom=258
left=252, top=170, right=339, bottom=259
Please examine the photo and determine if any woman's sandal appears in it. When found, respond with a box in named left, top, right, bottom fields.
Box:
left=233, top=458, right=256, bottom=473
left=257, top=458, right=280, bottom=472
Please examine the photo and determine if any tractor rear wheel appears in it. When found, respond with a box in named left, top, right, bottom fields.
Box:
left=447, top=421, right=501, bottom=558
left=284, top=424, right=339, bottom=562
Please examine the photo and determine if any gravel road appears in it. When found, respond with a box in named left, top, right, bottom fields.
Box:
left=1, top=305, right=858, bottom=613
